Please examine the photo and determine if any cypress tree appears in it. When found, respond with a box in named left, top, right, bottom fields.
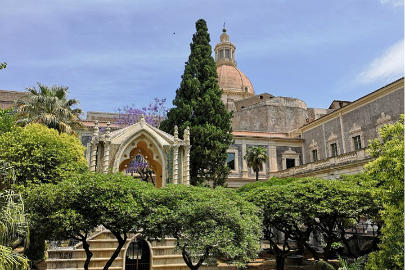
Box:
left=160, top=19, right=233, bottom=187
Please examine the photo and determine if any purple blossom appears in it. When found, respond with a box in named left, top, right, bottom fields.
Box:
left=115, top=97, right=168, bottom=128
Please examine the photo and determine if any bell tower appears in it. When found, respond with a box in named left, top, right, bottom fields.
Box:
left=214, top=25, right=236, bottom=67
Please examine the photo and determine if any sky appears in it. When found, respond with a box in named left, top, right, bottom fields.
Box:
left=0, top=0, right=403, bottom=114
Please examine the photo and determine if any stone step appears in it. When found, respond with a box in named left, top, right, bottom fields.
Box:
left=48, top=248, right=125, bottom=260
left=47, top=266, right=122, bottom=270
left=150, top=238, right=177, bottom=247
left=152, top=254, right=185, bottom=265
left=46, top=258, right=122, bottom=270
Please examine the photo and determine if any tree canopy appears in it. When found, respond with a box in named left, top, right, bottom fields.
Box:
left=25, top=172, right=154, bottom=270
left=240, top=177, right=380, bottom=270
left=160, top=19, right=233, bottom=186
left=143, top=184, right=261, bottom=270
left=0, top=123, right=87, bottom=186
left=366, top=116, right=404, bottom=270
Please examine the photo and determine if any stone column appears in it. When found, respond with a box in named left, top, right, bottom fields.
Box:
left=241, top=142, right=248, bottom=178
left=183, top=126, right=191, bottom=185
left=102, top=122, right=111, bottom=173
left=269, top=145, right=278, bottom=172
left=90, top=121, right=99, bottom=172
left=172, top=126, right=179, bottom=184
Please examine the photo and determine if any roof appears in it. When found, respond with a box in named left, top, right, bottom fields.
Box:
left=0, top=90, right=26, bottom=109
left=217, top=64, right=254, bottom=94
left=301, top=77, right=404, bottom=129
left=104, top=117, right=181, bottom=147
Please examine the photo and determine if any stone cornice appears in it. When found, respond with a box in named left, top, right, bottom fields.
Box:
left=300, top=78, right=404, bottom=132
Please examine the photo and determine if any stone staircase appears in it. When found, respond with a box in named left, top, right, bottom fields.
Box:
left=46, top=229, right=223, bottom=270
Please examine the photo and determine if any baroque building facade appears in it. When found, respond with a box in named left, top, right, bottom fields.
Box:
left=72, top=28, right=404, bottom=188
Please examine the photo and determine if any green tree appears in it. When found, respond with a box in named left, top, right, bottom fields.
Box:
left=366, top=116, right=404, bottom=270
left=244, top=146, right=269, bottom=181
left=241, top=177, right=380, bottom=270
left=0, top=109, right=16, bottom=134
left=0, top=124, right=87, bottom=186
left=25, top=172, right=153, bottom=270
left=143, top=185, right=261, bottom=270
left=0, top=62, right=6, bottom=70
left=160, top=19, right=233, bottom=187
left=16, top=83, right=82, bottom=134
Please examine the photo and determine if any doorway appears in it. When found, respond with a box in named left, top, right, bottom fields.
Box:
left=125, top=238, right=150, bottom=270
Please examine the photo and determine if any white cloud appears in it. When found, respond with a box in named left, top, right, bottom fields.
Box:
left=380, top=0, right=404, bottom=7
left=356, top=39, right=404, bottom=84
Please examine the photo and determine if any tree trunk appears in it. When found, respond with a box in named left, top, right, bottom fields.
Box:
left=103, top=233, right=127, bottom=270
left=256, top=170, right=259, bottom=181
left=276, top=254, right=285, bottom=270
left=304, top=242, right=320, bottom=260
left=181, top=246, right=209, bottom=270
left=82, top=239, right=93, bottom=270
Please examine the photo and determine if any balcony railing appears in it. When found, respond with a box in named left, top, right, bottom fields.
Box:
left=274, top=148, right=371, bottom=177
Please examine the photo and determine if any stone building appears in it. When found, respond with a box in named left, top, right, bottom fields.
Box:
left=209, top=28, right=404, bottom=186
left=63, top=27, right=405, bottom=187
left=88, top=115, right=190, bottom=188
left=1, top=28, right=403, bottom=189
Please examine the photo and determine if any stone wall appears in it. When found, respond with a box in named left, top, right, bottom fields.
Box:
left=301, top=83, right=403, bottom=165
left=232, top=96, right=309, bottom=133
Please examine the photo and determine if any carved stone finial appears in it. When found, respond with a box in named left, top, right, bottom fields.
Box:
left=184, top=126, right=190, bottom=144
left=174, top=125, right=178, bottom=139
left=93, top=120, right=99, bottom=137
left=140, top=114, right=146, bottom=127
left=105, top=122, right=111, bottom=139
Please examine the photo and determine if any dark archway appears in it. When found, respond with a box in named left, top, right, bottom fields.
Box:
left=125, top=238, right=150, bottom=270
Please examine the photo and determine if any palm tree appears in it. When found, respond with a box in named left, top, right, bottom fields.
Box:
left=16, top=83, right=82, bottom=134
left=244, top=146, right=269, bottom=181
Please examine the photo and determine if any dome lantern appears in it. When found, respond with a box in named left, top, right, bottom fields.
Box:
left=214, top=25, right=236, bottom=67
left=214, top=26, right=255, bottom=102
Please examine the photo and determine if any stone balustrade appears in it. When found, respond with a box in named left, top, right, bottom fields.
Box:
left=273, top=148, right=371, bottom=178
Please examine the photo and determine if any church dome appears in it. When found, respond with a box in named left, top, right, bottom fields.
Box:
left=217, top=65, right=254, bottom=94
left=214, top=27, right=255, bottom=99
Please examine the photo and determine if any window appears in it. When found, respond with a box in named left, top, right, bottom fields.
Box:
left=81, top=135, right=92, bottom=146
left=227, top=153, right=235, bottom=170
left=353, top=135, right=362, bottom=150
left=286, top=158, right=295, bottom=169
left=219, top=50, right=224, bottom=59
left=312, top=149, right=318, bottom=162
left=225, top=49, right=230, bottom=58
left=330, top=143, right=338, bottom=157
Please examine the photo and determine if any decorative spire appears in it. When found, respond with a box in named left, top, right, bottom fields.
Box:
left=184, top=126, right=190, bottom=145
left=140, top=114, right=146, bottom=127
left=215, top=25, right=235, bottom=66
left=93, top=120, right=99, bottom=138
left=105, top=122, right=111, bottom=140
left=174, top=125, right=178, bottom=141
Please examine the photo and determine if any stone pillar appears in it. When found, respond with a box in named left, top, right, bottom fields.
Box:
left=90, top=121, right=99, bottom=172
left=269, top=145, right=278, bottom=172
left=241, top=143, right=248, bottom=178
left=184, top=126, right=191, bottom=185
left=173, top=126, right=179, bottom=184
left=102, top=122, right=111, bottom=173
